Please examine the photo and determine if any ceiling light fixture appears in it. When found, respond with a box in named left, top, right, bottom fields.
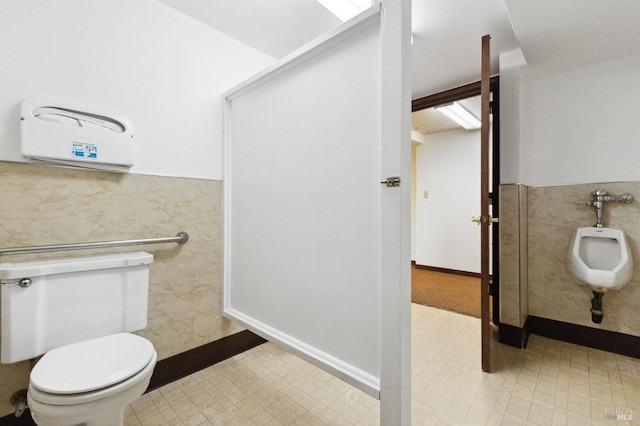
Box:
left=316, top=0, right=373, bottom=22
left=434, top=102, right=481, bottom=130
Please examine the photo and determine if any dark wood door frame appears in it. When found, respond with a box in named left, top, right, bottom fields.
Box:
left=411, top=76, right=501, bottom=328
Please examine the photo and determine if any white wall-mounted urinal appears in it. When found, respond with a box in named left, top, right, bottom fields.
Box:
left=566, top=227, right=633, bottom=291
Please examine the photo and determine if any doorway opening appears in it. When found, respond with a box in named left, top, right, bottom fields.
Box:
left=410, top=78, right=500, bottom=324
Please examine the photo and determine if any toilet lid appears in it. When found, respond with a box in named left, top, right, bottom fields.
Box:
left=30, top=333, right=155, bottom=394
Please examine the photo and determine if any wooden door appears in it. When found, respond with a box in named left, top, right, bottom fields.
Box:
left=480, top=34, right=493, bottom=372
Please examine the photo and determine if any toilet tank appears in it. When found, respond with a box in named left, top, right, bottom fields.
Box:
left=0, top=251, right=153, bottom=363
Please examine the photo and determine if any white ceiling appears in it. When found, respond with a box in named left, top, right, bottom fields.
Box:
left=157, top=0, right=341, bottom=59
left=412, top=96, right=481, bottom=135
left=410, top=0, right=518, bottom=98
left=158, top=0, right=640, bottom=100
left=412, top=108, right=460, bottom=135
left=505, top=0, right=640, bottom=81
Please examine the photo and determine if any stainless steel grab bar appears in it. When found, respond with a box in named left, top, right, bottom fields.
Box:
left=0, top=232, right=189, bottom=256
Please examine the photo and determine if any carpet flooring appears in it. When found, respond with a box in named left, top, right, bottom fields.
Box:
left=411, top=265, right=481, bottom=318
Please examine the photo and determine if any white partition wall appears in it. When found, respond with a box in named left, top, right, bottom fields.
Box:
left=224, top=2, right=411, bottom=423
left=224, top=7, right=382, bottom=395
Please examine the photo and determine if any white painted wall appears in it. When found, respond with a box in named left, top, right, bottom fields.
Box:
left=410, top=130, right=425, bottom=261
left=517, top=53, right=640, bottom=186
left=0, top=0, right=274, bottom=180
left=498, top=51, right=640, bottom=336
left=498, top=67, right=522, bottom=184
left=411, top=143, right=418, bottom=260
left=414, top=128, right=481, bottom=273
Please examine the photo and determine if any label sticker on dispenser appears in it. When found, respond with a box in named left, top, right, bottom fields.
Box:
left=71, top=142, right=97, bottom=160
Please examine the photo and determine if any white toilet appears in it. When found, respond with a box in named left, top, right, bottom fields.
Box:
left=566, top=227, right=633, bottom=291
left=0, top=251, right=157, bottom=426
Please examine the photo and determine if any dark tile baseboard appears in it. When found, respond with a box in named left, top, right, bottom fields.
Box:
left=0, top=330, right=266, bottom=425
left=147, top=329, right=266, bottom=392
left=498, top=322, right=529, bottom=349
left=525, top=315, right=640, bottom=359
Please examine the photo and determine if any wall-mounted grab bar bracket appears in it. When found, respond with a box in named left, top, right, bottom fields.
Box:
left=0, top=232, right=189, bottom=256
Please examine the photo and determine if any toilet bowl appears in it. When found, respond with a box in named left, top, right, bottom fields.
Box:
left=566, top=227, right=633, bottom=291
left=27, top=333, right=157, bottom=426
left=0, top=252, right=156, bottom=425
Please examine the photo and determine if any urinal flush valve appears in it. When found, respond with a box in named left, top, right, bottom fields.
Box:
left=584, top=189, right=633, bottom=227
left=591, top=290, right=604, bottom=324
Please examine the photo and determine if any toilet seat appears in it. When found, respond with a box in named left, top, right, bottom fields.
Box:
left=30, top=333, right=155, bottom=395
left=29, top=347, right=157, bottom=408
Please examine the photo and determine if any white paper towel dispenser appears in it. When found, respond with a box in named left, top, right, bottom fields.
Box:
left=20, top=97, right=134, bottom=172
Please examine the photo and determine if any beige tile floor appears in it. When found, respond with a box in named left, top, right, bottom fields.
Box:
left=125, top=304, right=640, bottom=425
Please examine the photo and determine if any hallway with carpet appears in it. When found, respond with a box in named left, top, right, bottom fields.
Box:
left=411, top=265, right=481, bottom=318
